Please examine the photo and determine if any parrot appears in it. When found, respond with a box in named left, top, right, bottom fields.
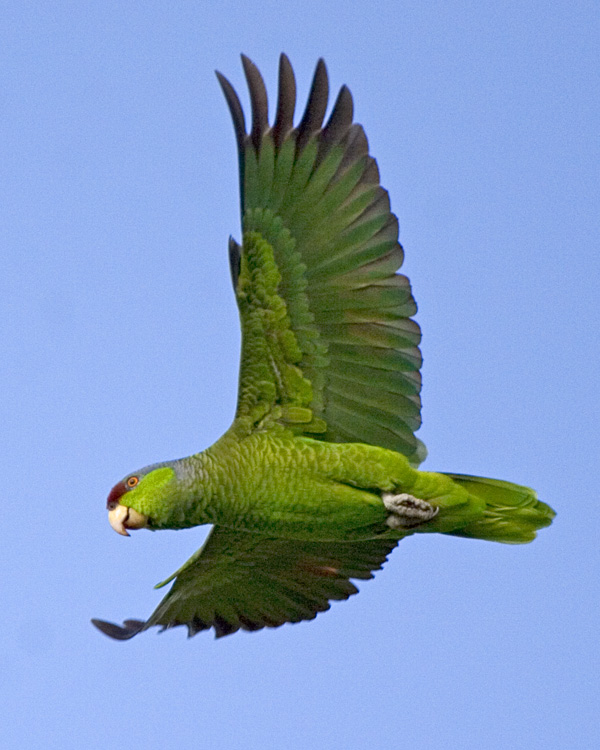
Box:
left=92, top=55, right=555, bottom=641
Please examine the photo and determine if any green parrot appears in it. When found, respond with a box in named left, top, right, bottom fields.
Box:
left=92, top=55, right=554, bottom=641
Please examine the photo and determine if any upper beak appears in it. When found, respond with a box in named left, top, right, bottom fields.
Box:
left=108, top=504, right=149, bottom=536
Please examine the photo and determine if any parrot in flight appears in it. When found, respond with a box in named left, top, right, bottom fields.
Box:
left=92, top=55, right=554, bottom=641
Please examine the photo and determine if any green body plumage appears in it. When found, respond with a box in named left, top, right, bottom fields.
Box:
left=123, top=398, right=552, bottom=546
left=93, top=55, right=554, bottom=641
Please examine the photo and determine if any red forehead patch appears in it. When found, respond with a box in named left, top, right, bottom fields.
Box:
left=106, top=482, right=127, bottom=509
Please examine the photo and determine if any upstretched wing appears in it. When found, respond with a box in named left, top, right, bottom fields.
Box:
left=92, top=527, right=397, bottom=639
left=218, top=55, right=426, bottom=465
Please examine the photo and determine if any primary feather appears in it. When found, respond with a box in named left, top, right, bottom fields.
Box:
left=93, top=55, right=554, bottom=641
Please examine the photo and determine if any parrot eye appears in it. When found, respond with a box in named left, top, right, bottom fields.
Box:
left=126, top=476, right=139, bottom=489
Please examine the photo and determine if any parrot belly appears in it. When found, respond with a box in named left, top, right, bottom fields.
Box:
left=190, top=432, right=480, bottom=541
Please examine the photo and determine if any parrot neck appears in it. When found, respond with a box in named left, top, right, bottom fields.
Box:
left=164, top=447, right=230, bottom=529
left=170, top=430, right=260, bottom=530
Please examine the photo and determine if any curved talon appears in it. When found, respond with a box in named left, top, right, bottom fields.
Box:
left=383, top=493, right=439, bottom=529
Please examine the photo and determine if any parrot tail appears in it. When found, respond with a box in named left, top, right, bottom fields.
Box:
left=442, top=474, right=555, bottom=544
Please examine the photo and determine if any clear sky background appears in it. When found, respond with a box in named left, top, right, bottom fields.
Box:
left=2, top=2, right=598, bottom=748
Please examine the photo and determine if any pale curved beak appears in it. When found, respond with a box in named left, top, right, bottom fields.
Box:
left=108, top=504, right=148, bottom=536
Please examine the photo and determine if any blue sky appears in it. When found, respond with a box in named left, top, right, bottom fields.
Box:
left=2, top=2, right=599, bottom=748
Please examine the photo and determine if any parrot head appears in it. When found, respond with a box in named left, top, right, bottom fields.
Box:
left=106, top=464, right=178, bottom=536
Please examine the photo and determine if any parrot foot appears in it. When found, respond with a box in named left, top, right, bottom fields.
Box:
left=382, top=493, right=439, bottom=529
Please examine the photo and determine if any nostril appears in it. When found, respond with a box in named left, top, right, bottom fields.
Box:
left=107, top=501, right=117, bottom=511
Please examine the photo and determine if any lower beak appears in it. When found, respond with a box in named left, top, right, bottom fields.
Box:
left=108, top=504, right=149, bottom=536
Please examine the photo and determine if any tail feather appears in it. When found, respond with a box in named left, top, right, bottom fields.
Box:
left=442, top=473, right=555, bottom=544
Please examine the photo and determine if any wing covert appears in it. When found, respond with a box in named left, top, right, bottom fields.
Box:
left=218, top=55, right=426, bottom=465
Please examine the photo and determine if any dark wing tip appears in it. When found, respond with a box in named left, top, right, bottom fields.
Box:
left=273, top=52, right=297, bottom=149
left=213, top=615, right=241, bottom=639
left=241, top=54, right=269, bottom=151
left=317, top=83, right=354, bottom=166
left=220, top=54, right=360, bottom=174
left=296, top=57, right=329, bottom=152
left=322, top=84, right=354, bottom=144
left=215, top=70, right=246, bottom=157
left=338, top=122, right=370, bottom=172
left=91, top=618, right=145, bottom=641
left=228, top=236, right=241, bottom=289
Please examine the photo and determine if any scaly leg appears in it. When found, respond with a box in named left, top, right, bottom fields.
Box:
left=382, top=493, right=439, bottom=529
